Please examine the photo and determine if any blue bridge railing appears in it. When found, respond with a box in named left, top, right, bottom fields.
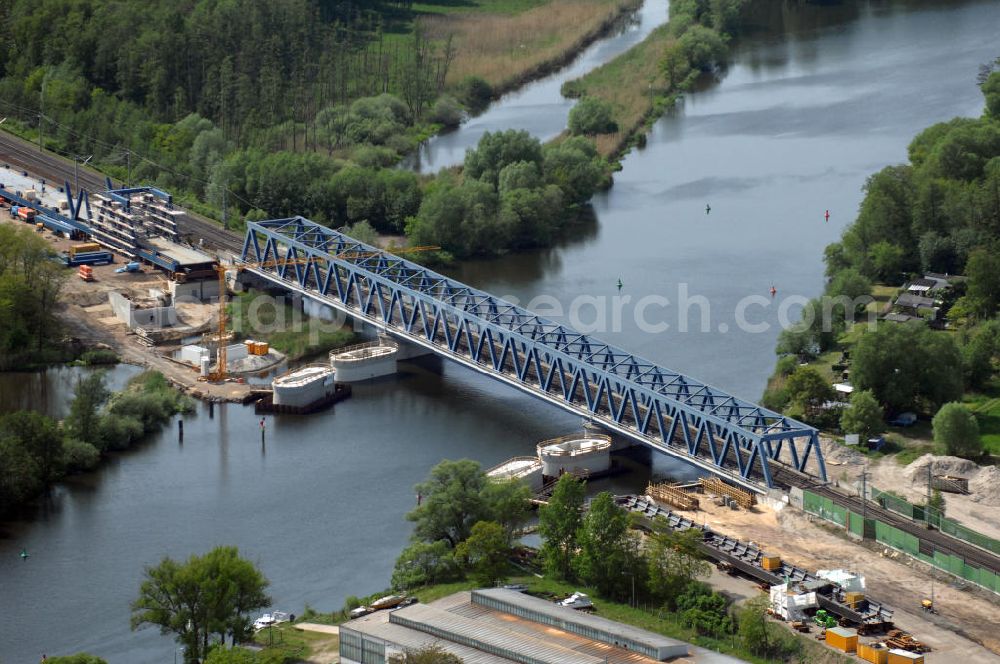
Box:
left=242, top=217, right=826, bottom=489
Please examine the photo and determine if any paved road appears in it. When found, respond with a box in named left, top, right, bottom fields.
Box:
left=0, top=130, right=243, bottom=253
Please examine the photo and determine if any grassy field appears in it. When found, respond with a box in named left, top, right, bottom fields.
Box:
left=229, top=291, right=357, bottom=362
left=253, top=622, right=339, bottom=663
left=561, top=24, right=675, bottom=156
left=413, top=0, right=550, bottom=15
left=421, top=0, right=642, bottom=91
left=965, top=385, right=1000, bottom=455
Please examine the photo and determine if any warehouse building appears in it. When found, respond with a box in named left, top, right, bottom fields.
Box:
left=340, top=588, right=699, bottom=664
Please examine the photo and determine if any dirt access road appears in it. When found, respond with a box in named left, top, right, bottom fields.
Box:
left=688, top=498, right=1000, bottom=663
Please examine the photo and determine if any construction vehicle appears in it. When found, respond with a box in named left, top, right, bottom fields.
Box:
left=115, top=261, right=142, bottom=274
left=921, top=580, right=936, bottom=614
left=206, top=244, right=438, bottom=382
left=813, top=609, right=838, bottom=629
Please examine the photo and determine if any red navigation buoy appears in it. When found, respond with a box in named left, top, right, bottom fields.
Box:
left=825, top=209, right=830, bottom=222
left=770, top=286, right=777, bottom=298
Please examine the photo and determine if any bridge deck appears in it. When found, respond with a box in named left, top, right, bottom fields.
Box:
left=241, top=217, right=826, bottom=489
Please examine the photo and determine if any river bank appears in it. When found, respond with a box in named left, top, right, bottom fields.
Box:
left=562, top=0, right=754, bottom=160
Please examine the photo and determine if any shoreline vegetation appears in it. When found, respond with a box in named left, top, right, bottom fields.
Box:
left=0, top=369, right=193, bottom=517
left=760, top=65, right=1000, bottom=461
left=562, top=0, right=749, bottom=160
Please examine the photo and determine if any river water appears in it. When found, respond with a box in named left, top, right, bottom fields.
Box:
left=3, top=1, right=1000, bottom=662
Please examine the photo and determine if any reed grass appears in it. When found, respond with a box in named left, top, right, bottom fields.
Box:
left=562, top=23, right=675, bottom=157
left=422, top=0, right=642, bottom=91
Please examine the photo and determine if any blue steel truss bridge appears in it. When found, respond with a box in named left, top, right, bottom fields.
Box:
left=241, top=217, right=827, bottom=492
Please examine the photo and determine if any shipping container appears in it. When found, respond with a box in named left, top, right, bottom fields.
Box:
left=825, top=626, right=858, bottom=653
left=761, top=555, right=782, bottom=571
left=858, top=643, right=889, bottom=664
left=69, top=242, right=101, bottom=258
left=17, top=206, right=36, bottom=221
left=845, top=591, right=865, bottom=606
left=63, top=251, right=114, bottom=267
left=887, top=649, right=923, bottom=664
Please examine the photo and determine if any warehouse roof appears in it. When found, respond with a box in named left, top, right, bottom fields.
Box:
left=341, top=589, right=705, bottom=664
left=472, top=588, right=684, bottom=654
left=391, top=603, right=605, bottom=664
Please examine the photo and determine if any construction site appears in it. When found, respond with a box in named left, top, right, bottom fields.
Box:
left=3, top=147, right=1000, bottom=664
left=0, top=164, right=302, bottom=403
left=613, top=472, right=1000, bottom=663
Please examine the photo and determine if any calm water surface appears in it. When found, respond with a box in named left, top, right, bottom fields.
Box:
left=3, top=1, right=1000, bottom=661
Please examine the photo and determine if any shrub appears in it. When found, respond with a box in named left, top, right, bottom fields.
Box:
left=63, top=438, right=100, bottom=471
left=351, top=144, right=399, bottom=169
left=932, top=402, right=982, bottom=458
left=428, top=95, right=463, bottom=128
left=455, top=76, right=494, bottom=114
left=568, top=97, right=617, bottom=135
left=678, top=24, right=727, bottom=71
left=79, top=349, right=120, bottom=365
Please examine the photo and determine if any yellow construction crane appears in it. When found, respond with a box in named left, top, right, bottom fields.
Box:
left=207, top=244, right=439, bottom=382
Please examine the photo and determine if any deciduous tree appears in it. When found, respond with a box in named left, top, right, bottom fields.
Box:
left=840, top=390, right=884, bottom=439
left=538, top=473, right=585, bottom=580
left=573, top=492, right=643, bottom=601
left=932, top=402, right=982, bottom=458
left=131, top=547, right=270, bottom=663
left=646, top=525, right=710, bottom=610
left=406, top=459, right=490, bottom=547
left=455, top=520, right=510, bottom=586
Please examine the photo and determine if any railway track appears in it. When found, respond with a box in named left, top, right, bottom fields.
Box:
left=0, top=131, right=242, bottom=253
left=771, top=465, right=1000, bottom=576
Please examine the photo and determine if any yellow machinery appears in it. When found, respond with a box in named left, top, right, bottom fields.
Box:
left=208, top=244, right=438, bottom=383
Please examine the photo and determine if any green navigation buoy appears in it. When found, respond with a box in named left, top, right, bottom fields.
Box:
left=616, top=278, right=623, bottom=291
left=19, top=548, right=29, bottom=560
left=705, top=203, right=711, bottom=214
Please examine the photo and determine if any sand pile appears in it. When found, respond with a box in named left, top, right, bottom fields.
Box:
left=969, top=466, right=1000, bottom=505
left=903, top=454, right=979, bottom=484
left=820, top=437, right=866, bottom=465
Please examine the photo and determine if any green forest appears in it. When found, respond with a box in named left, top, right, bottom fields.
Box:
left=0, top=0, right=617, bottom=257
left=764, top=67, right=1000, bottom=458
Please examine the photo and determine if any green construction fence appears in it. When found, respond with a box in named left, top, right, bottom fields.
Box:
left=800, top=490, right=999, bottom=595
left=870, top=488, right=1000, bottom=557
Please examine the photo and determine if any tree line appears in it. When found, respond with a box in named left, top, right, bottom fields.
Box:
left=0, top=369, right=193, bottom=516
left=763, top=67, right=1000, bottom=459
left=387, top=460, right=806, bottom=661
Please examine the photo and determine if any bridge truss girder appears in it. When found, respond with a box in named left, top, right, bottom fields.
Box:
left=242, top=217, right=827, bottom=490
